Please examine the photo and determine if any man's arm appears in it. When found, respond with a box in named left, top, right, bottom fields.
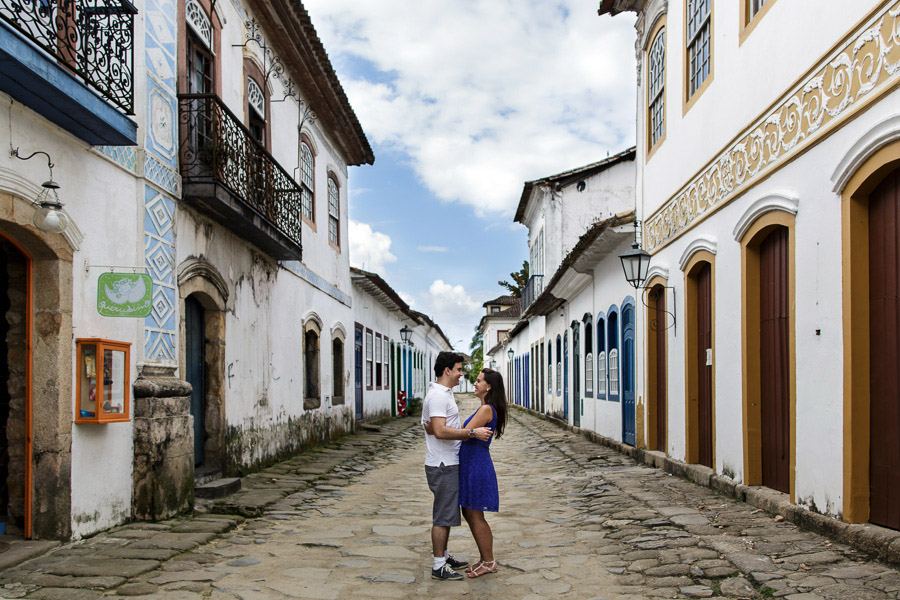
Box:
left=429, top=416, right=492, bottom=441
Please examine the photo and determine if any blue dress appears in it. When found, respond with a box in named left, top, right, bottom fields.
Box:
left=459, top=405, right=499, bottom=512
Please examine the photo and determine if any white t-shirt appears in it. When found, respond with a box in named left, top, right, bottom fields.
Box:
left=422, top=381, right=461, bottom=467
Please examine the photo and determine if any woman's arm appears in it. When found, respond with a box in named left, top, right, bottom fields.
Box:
left=465, top=405, right=494, bottom=429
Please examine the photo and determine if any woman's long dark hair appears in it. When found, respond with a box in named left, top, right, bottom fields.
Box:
left=481, top=368, right=507, bottom=439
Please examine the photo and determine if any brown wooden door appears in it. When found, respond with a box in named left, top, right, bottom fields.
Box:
left=869, top=168, right=900, bottom=530
left=697, top=264, right=713, bottom=468
left=760, top=227, right=790, bottom=494
left=652, top=286, right=667, bottom=451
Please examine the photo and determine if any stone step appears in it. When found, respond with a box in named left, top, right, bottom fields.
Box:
left=358, top=423, right=382, bottom=432
left=195, top=477, right=242, bottom=499
left=194, top=466, right=222, bottom=486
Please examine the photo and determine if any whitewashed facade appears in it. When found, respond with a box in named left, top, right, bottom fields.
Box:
left=599, top=0, right=900, bottom=529
left=0, top=0, right=378, bottom=540
left=494, top=152, right=638, bottom=441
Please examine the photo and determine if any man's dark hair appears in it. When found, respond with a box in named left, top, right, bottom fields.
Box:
left=434, top=351, right=465, bottom=378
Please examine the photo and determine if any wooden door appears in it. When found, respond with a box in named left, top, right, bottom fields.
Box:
left=760, top=227, right=790, bottom=494
left=622, top=305, right=636, bottom=446
left=869, top=168, right=900, bottom=530
left=573, top=325, right=581, bottom=427
left=185, top=295, right=206, bottom=466
left=696, top=263, right=713, bottom=468
left=354, top=325, right=363, bottom=421
left=652, top=287, right=668, bottom=451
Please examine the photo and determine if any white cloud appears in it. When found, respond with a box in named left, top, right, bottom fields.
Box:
left=418, top=245, right=448, bottom=253
left=349, top=220, right=397, bottom=274
left=416, top=279, right=484, bottom=350
left=305, top=0, right=636, bottom=216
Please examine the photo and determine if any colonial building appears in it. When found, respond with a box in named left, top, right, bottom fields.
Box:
left=495, top=150, right=638, bottom=438
left=598, top=0, right=900, bottom=530
left=350, top=267, right=454, bottom=419
left=0, top=0, right=396, bottom=540
left=480, top=295, right=520, bottom=368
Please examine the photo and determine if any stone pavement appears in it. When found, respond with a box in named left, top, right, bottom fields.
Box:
left=1, top=395, right=898, bottom=599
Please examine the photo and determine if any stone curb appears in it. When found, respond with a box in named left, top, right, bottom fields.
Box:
left=511, top=405, right=900, bottom=566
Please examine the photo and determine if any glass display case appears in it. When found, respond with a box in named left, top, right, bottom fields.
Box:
left=75, top=339, right=131, bottom=423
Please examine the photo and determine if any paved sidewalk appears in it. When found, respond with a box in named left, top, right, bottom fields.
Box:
left=0, top=396, right=897, bottom=599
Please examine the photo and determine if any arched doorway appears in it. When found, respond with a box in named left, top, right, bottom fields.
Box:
left=684, top=252, right=715, bottom=469
left=572, top=322, right=580, bottom=427
left=646, top=279, right=668, bottom=453
left=867, top=168, right=900, bottom=529
left=178, top=258, right=228, bottom=471
left=0, top=191, right=75, bottom=540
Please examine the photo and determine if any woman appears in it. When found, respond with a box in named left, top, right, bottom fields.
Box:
left=456, top=368, right=507, bottom=578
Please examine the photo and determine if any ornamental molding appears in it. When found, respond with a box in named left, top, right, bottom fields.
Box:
left=302, top=310, right=323, bottom=332
left=185, top=0, right=212, bottom=49
left=0, top=166, right=84, bottom=251
left=177, top=256, right=229, bottom=305
left=678, top=235, right=717, bottom=272
left=646, top=264, right=670, bottom=282
left=639, top=0, right=668, bottom=51
left=331, top=322, right=347, bottom=341
left=644, top=2, right=900, bottom=253
left=732, top=192, right=799, bottom=242
left=831, top=113, right=900, bottom=193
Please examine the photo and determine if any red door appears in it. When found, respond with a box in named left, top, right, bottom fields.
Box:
left=760, top=227, right=790, bottom=494
left=652, top=286, right=667, bottom=451
left=697, top=264, right=713, bottom=468
left=869, top=168, right=900, bottom=530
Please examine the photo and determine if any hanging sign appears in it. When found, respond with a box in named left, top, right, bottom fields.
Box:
left=97, top=273, right=153, bottom=318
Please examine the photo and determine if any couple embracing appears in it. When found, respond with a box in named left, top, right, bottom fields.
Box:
left=421, top=351, right=508, bottom=581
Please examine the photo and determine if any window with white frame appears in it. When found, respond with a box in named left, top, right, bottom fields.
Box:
left=609, top=348, right=619, bottom=395
left=383, top=339, right=390, bottom=385
left=365, top=330, right=373, bottom=389
left=547, top=341, right=553, bottom=394
left=598, top=350, right=607, bottom=398
left=328, top=177, right=340, bottom=247
left=530, top=230, right=544, bottom=277
left=300, top=141, right=314, bottom=221
left=648, top=28, right=666, bottom=147
left=687, top=0, right=712, bottom=98
left=584, top=321, right=593, bottom=396
left=375, top=333, right=382, bottom=389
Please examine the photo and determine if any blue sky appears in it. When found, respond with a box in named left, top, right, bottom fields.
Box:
left=304, top=1, right=637, bottom=349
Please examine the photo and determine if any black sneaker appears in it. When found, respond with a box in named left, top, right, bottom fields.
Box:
left=446, top=554, right=469, bottom=570
left=432, top=564, right=464, bottom=581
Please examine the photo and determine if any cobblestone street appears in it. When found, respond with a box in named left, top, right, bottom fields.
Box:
left=2, top=395, right=900, bottom=599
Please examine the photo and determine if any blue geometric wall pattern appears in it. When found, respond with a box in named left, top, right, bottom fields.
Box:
left=144, top=188, right=177, bottom=363
left=142, top=0, right=179, bottom=365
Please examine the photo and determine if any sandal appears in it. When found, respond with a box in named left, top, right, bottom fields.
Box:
left=466, top=560, right=498, bottom=578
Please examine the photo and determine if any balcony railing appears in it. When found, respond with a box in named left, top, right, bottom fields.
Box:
left=0, top=0, right=136, bottom=114
left=178, top=93, right=303, bottom=254
left=523, top=274, right=544, bottom=311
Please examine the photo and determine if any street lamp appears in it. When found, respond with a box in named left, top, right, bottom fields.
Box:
left=10, top=148, right=70, bottom=234
left=507, top=347, right=514, bottom=361
left=400, top=324, right=412, bottom=344
left=489, top=360, right=496, bottom=368
left=619, top=241, right=651, bottom=289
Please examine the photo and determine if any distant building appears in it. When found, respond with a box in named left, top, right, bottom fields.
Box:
left=479, top=295, right=520, bottom=367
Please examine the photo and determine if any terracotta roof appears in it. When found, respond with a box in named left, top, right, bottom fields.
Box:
left=350, top=267, right=413, bottom=317
left=514, top=147, right=635, bottom=224
left=482, top=295, right=519, bottom=307
left=244, top=0, right=374, bottom=166
left=477, top=297, right=521, bottom=331
left=525, top=210, right=637, bottom=317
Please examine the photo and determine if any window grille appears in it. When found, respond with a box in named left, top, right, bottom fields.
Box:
left=687, top=0, right=712, bottom=97
left=649, top=29, right=666, bottom=146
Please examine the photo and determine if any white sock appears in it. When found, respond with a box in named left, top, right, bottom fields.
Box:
left=433, top=556, right=447, bottom=570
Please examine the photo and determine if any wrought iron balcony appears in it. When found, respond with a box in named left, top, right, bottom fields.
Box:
left=0, top=0, right=136, bottom=114
left=178, top=93, right=302, bottom=260
left=523, top=274, right=544, bottom=311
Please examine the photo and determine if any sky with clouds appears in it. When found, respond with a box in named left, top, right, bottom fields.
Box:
left=305, top=0, right=637, bottom=350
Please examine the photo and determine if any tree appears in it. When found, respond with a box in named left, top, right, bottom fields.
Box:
left=498, top=261, right=530, bottom=298
left=466, top=328, right=484, bottom=384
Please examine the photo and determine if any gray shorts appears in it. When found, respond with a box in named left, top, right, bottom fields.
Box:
left=425, top=464, right=461, bottom=527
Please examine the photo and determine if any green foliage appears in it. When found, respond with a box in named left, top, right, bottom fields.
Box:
left=466, top=353, right=483, bottom=385
left=406, top=397, right=422, bottom=416
left=759, top=586, right=776, bottom=599
left=498, top=261, right=530, bottom=298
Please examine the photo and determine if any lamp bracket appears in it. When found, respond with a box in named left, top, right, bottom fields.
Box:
left=640, top=285, right=677, bottom=335
left=10, top=148, right=54, bottom=182
left=85, top=264, right=150, bottom=276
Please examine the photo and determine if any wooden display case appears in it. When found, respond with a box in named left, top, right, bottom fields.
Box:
left=75, top=338, right=131, bottom=424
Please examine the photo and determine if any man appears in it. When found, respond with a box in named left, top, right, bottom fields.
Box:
left=422, top=351, right=492, bottom=581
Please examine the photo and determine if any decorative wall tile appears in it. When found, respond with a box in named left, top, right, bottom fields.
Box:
left=144, top=189, right=177, bottom=363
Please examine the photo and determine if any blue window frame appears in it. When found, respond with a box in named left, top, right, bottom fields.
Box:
left=607, top=306, right=620, bottom=403
left=597, top=315, right=606, bottom=400
left=621, top=297, right=636, bottom=446
left=555, top=335, right=562, bottom=396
